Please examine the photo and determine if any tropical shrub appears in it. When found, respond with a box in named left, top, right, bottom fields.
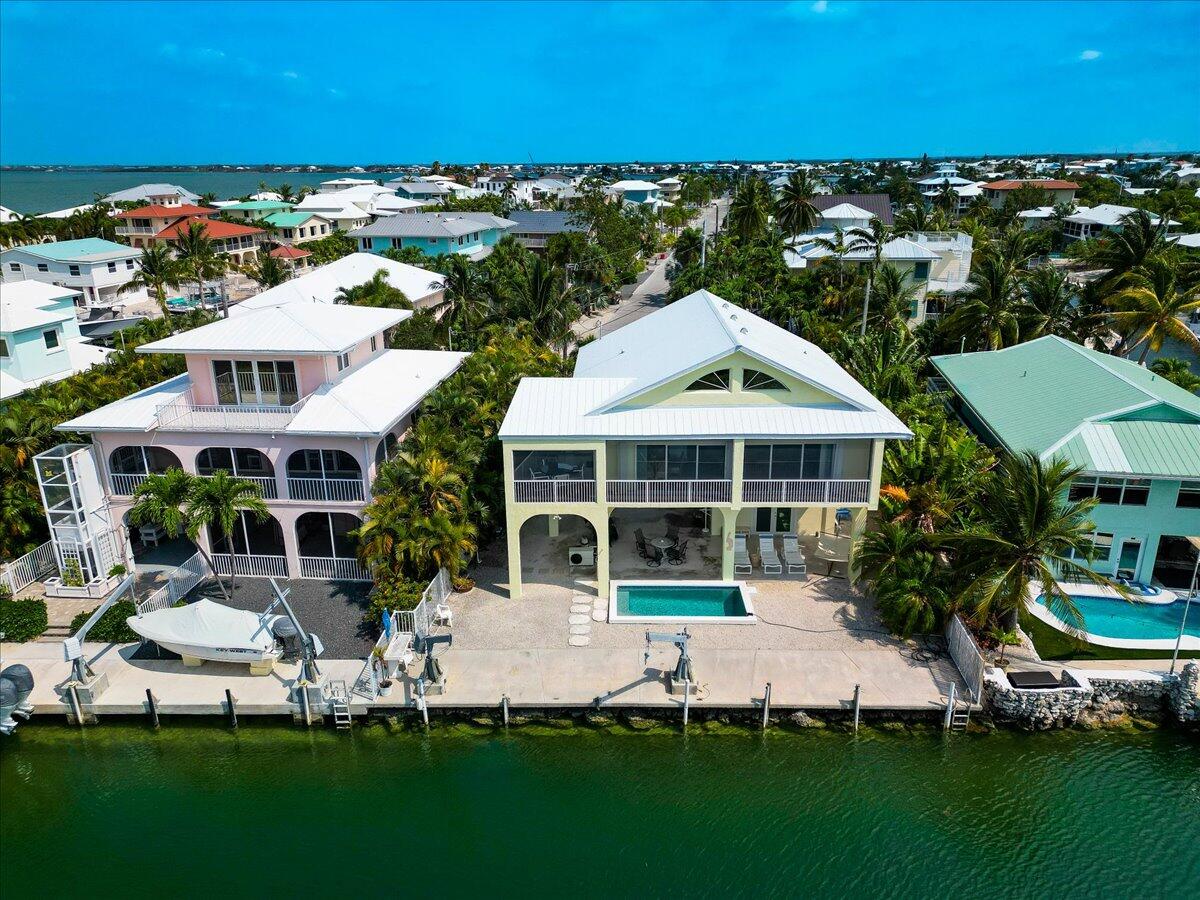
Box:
left=0, top=594, right=48, bottom=642
left=69, top=600, right=138, bottom=643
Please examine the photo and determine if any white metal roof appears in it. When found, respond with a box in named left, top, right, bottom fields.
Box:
left=57, top=350, right=465, bottom=436
left=0, top=338, right=110, bottom=400
left=501, top=290, right=910, bottom=441
left=819, top=202, right=874, bottom=220
left=784, top=235, right=939, bottom=267
left=231, top=253, right=443, bottom=316
left=287, top=349, right=467, bottom=435
left=608, top=180, right=660, bottom=192
left=138, top=304, right=410, bottom=356
left=1066, top=204, right=1174, bottom=227
left=1, top=281, right=81, bottom=331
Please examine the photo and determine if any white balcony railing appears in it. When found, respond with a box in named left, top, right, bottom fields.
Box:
left=197, top=473, right=278, bottom=499
left=513, top=479, right=597, bottom=503
left=742, top=479, right=871, bottom=505
left=211, top=553, right=288, bottom=578
left=153, top=389, right=307, bottom=432
left=110, top=472, right=148, bottom=496
left=287, top=477, right=365, bottom=503
left=116, top=225, right=156, bottom=235
left=606, top=479, right=732, bottom=504
left=299, top=556, right=372, bottom=581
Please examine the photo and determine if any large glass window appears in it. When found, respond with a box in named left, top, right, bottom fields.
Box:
left=744, top=444, right=835, bottom=480
left=1069, top=476, right=1151, bottom=506
left=1069, top=532, right=1113, bottom=563
left=212, top=359, right=298, bottom=406
left=196, top=447, right=272, bottom=477
left=286, top=448, right=361, bottom=480
left=1176, top=481, right=1200, bottom=509
left=635, top=444, right=726, bottom=480
left=512, top=449, right=595, bottom=480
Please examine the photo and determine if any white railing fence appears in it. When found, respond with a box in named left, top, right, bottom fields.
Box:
left=154, top=390, right=308, bottom=432
left=1, top=541, right=57, bottom=595
left=135, top=551, right=212, bottom=615
left=944, top=613, right=987, bottom=703
left=110, top=473, right=148, bottom=496
left=351, top=568, right=450, bottom=700
left=742, top=479, right=870, bottom=505
left=298, top=556, right=371, bottom=581
left=198, top=473, right=278, bottom=499
left=211, top=553, right=289, bottom=578
left=287, top=477, right=365, bottom=502
left=606, top=479, right=732, bottom=504
left=513, top=479, right=597, bottom=503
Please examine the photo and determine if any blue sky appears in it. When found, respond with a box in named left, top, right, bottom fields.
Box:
left=1, top=0, right=1197, bottom=164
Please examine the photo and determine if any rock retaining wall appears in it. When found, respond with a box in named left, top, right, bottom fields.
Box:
left=984, top=663, right=1199, bottom=730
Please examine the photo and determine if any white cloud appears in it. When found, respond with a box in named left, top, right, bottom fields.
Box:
left=811, top=0, right=828, bottom=11
left=281, top=70, right=300, bottom=79
left=1079, top=49, right=1102, bottom=61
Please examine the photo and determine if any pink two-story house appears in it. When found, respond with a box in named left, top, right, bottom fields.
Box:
left=57, top=304, right=466, bottom=581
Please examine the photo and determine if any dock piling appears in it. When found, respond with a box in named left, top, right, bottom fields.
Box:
left=501, top=693, right=509, bottom=727
left=225, top=689, right=238, bottom=729
left=682, top=679, right=690, bottom=728
left=417, top=677, right=429, bottom=727
left=761, top=682, right=772, bottom=730
left=943, top=682, right=956, bottom=732
left=299, top=682, right=311, bottom=726
left=146, top=689, right=159, bottom=728
left=67, top=683, right=85, bottom=727
left=852, top=683, right=861, bottom=733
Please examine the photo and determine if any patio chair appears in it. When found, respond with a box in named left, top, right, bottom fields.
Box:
left=667, top=540, right=688, bottom=566
left=815, top=534, right=851, bottom=577
left=634, top=528, right=648, bottom=558
left=665, top=524, right=680, bottom=544
left=781, top=534, right=807, bottom=575
left=646, top=546, right=664, bottom=568
left=758, top=532, right=783, bottom=576
left=734, top=533, right=752, bottom=576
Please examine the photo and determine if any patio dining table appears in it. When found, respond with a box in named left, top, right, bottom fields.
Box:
left=651, top=537, right=677, bottom=550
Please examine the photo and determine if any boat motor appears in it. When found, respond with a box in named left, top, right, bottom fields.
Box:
left=271, top=617, right=303, bottom=659
left=0, top=664, right=35, bottom=736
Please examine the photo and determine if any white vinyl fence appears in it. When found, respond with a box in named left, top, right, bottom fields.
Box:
left=1, top=541, right=57, bottom=595
left=944, top=613, right=987, bottom=703
left=351, top=568, right=451, bottom=700
left=136, top=551, right=212, bottom=615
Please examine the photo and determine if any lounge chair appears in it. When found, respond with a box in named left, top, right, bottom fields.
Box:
left=781, top=534, right=807, bottom=575
left=734, top=533, right=752, bottom=576
left=758, top=532, right=783, bottom=575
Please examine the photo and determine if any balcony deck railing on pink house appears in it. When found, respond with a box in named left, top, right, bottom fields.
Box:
left=152, top=389, right=310, bottom=432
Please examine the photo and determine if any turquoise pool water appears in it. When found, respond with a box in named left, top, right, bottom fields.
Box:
left=1036, top=593, right=1200, bottom=641
left=617, top=584, right=748, bottom=618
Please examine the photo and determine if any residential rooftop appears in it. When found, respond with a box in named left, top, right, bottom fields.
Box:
left=230, top=253, right=443, bottom=315
left=930, top=336, right=1200, bottom=478
left=348, top=212, right=515, bottom=239
left=6, top=238, right=139, bottom=263
left=1, top=281, right=82, bottom=332
left=138, top=303, right=410, bottom=356
left=507, top=210, right=587, bottom=235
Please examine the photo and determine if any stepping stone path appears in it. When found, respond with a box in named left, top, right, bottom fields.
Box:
left=568, top=592, right=594, bottom=646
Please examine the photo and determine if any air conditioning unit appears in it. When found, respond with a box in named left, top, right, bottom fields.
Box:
left=568, top=546, right=595, bottom=567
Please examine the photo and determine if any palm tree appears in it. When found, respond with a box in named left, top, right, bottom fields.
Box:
left=853, top=520, right=928, bottom=589
left=128, top=469, right=231, bottom=603
left=942, top=254, right=1028, bottom=350
left=803, top=226, right=850, bottom=287
left=275, top=183, right=296, bottom=203
left=187, top=471, right=270, bottom=599
left=1085, top=209, right=1167, bottom=278
left=894, top=204, right=933, bottom=234
left=334, top=269, right=412, bottom=310
left=774, top=171, right=821, bottom=237
left=673, top=227, right=703, bottom=269
left=939, top=452, right=1124, bottom=632
left=500, top=256, right=580, bottom=354
left=846, top=219, right=895, bottom=335
left=841, top=324, right=923, bottom=404
left=1105, top=256, right=1200, bottom=362
left=868, top=264, right=920, bottom=326
left=120, top=243, right=182, bottom=317
left=246, top=250, right=289, bottom=289
left=1149, top=357, right=1200, bottom=394
left=1022, top=265, right=1077, bottom=339
left=171, top=221, right=226, bottom=312
left=727, top=177, right=771, bottom=242
left=432, top=254, right=490, bottom=331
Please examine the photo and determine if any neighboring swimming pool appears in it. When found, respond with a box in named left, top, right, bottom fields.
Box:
left=609, top=581, right=756, bottom=624
left=1031, top=592, right=1200, bottom=649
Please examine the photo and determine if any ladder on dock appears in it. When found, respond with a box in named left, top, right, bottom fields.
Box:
left=328, top=680, right=352, bottom=730
left=943, top=682, right=971, bottom=732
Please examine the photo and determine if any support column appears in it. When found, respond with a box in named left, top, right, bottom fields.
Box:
left=719, top=507, right=738, bottom=581
left=730, top=439, right=745, bottom=506
left=868, top=439, right=885, bottom=511
left=591, top=509, right=610, bottom=600
left=848, top=507, right=869, bottom=583
left=502, top=446, right=523, bottom=600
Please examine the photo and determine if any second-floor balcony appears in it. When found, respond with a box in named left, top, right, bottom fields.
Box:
left=742, top=479, right=871, bottom=505
left=116, top=225, right=156, bottom=235
left=605, top=479, right=732, bottom=504
left=153, top=389, right=309, bottom=432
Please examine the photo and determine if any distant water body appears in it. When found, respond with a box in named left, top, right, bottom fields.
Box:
left=0, top=169, right=388, bottom=213
left=1, top=723, right=1198, bottom=898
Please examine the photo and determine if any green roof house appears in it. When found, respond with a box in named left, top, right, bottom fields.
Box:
left=930, top=335, right=1200, bottom=588
left=220, top=199, right=295, bottom=221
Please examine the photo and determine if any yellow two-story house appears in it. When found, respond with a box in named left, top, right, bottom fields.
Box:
left=498, top=290, right=913, bottom=599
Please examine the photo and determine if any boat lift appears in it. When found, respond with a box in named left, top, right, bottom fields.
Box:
left=414, top=632, right=452, bottom=694
left=264, top=579, right=324, bottom=683
left=645, top=628, right=696, bottom=695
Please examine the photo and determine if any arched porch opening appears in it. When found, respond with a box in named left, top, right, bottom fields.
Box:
left=296, top=512, right=368, bottom=580
left=207, top=511, right=287, bottom=578
left=286, top=449, right=364, bottom=502
left=108, top=445, right=182, bottom=495
left=197, top=447, right=278, bottom=498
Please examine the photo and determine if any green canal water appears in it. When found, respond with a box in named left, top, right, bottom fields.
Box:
left=1, top=722, right=1197, bottom=898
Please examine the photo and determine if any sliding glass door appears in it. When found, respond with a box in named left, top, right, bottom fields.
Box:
left=212, top=360, right=299, bottom=406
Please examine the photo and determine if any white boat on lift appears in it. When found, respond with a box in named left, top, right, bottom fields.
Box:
left=127, top=599, right=283, bottom=673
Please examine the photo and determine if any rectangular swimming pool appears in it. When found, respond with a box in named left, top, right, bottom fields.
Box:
left=608, top=581, right=756, bottom=624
